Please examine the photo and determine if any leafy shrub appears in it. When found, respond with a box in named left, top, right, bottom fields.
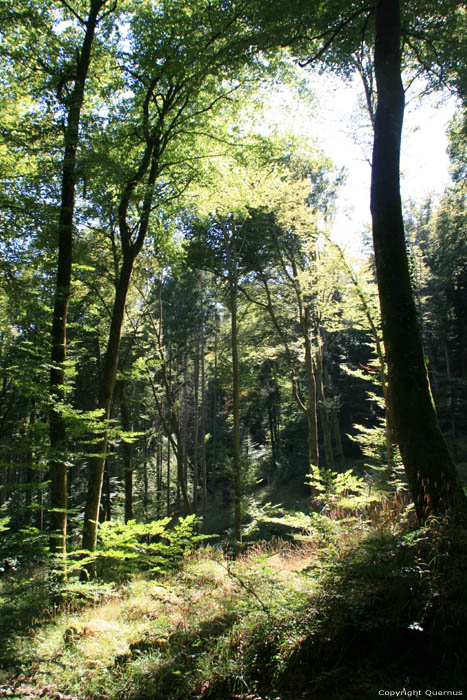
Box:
left=0, top=520, right=49, bottom=569
left=72, top=515, right=207, bottom=581
left=307, top=464, right=380, bottom=515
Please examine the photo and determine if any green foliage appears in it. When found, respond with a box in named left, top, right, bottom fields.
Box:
left=240, top=499, right=292, bottom=543
left=2, top=510, right=467, bottom=700
left=307, top=463, right=378, bottom=513
left=0, top=566, right=54, bottom=672
left=0, top=517, right=9, bottom=535
left=74, top=515, right=208, bottom=582
left=241, top=502, right=367, bottom=556
left=0, top=522, right=49, bottom=567
left=349, top=418, right=405, bottom=490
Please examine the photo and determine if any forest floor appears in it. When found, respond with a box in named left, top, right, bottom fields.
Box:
left=1, top=507, right=467, bottom=700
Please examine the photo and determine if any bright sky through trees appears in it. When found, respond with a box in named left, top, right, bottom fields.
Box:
left=317, top=76, right=457, bottom=251
left=262, top=71, right=457, bottom=253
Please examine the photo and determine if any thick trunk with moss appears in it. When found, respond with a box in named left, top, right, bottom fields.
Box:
left=371, top=0, right=466, bottom=521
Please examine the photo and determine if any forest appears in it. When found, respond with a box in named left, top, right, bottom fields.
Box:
left=0, top=0, right=466, bottom=698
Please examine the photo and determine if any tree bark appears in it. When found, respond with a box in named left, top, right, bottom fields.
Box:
left=370, top=0, right=466, bottom=521
left=143, top=431, right=149, bottom=521
left=49, top=0, right=107, bottom=556
left=316, top=344, right=334, bottom=471
left=212, top=319, right=218, bottom=501
left=193, top=334, right=200, bottom=512
left=224, top=223, right=242, bottom=557
left=303, top=307, right=319, bottom=468
left=200, top=311, right=207, bottom=513
left=82, top=114, right=163, bottom=554
left=331, top=407, right=345, bottom=471
left=119, top=380, right=133, bottom=524
left=82, top=258, right=135, bottom=551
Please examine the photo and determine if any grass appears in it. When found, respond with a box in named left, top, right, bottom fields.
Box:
left=1, top=507, right=466, bottom=700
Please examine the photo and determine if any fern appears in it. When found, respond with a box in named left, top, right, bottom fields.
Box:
left=69, top=515, right=208, bottom=581
left=307, top=464, right=379, bottom=514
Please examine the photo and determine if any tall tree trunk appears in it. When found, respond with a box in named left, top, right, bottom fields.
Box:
left=260, top=270, right=319, bottom=474
left=303, top=307, right=319, bottom=469
left=49, top=0, right=107, bottom=556
left=82, top=258, right=135, bottom=551
left=82, top=125, right=161, bottom=554
left=143, top=432, right=149, bottom=521
left=201, top=313, right=207, bottom=513
left=212, top=318, right=218, bottom=501
left=37, top=466, right=44, bottom=531
left=316, top=345, right=334, bottom=471
left=328, top=236, right=395, bottom=469
left=156, top=438, right=162, bottom=518
left=331, top=407, right=345, bottom=471
left=224, top=224, right=242, bottom=557
left=148, top=325, right=191, bottom=515
left=371, top=0, right=466, bottom=521
left=24, top=409, right=36, bottom=526
left=0, top=464, right=4, bottom=510
left=119, top=380, right=133, bottom=524
left=193, top=335, right=200, bottom=512
left=167, top=438, right=171, bottom=516
left=267, top=402, right=277, bottom=473
left=104, top=461, right=111, bottom=521
left=182, top=356, right=189, bottom=509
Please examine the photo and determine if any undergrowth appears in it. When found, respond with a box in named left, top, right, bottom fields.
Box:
left=1, top=506, right=466, bottom=700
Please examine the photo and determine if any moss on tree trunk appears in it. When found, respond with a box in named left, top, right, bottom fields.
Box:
left=370, top=0, right=466, bottom=521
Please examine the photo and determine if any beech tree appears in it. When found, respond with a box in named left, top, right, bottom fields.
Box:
left=80, top=0, right=284, bottom=554
left=281, top=0, right=467, bottom=520
left=48, top=0, right=115, bottom=556
left=369, top=0, right=466, bottom=519
left=0, top=0, right=119, bottom=553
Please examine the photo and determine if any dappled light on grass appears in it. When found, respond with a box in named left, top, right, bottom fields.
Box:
left=242, top=539, right=318, bottom=571
left=2, top=506, right=467, bottom=699
left=3, top=540, right=321, bottom=699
